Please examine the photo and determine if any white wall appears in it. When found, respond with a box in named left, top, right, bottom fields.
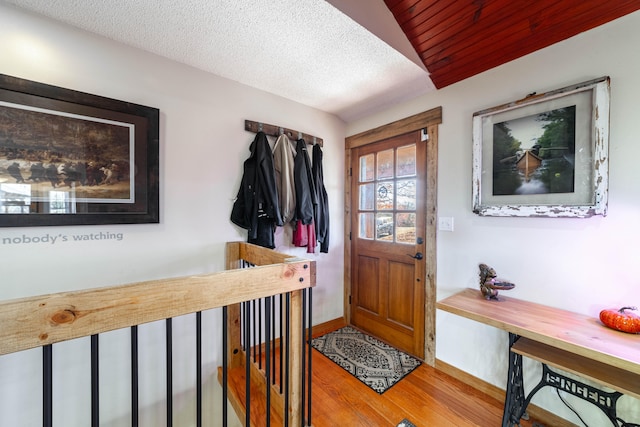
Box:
left=348, top=10, right=640, bottom=425
left=0, top=4, right=345, bottom=426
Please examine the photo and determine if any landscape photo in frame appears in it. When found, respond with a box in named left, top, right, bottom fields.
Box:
left=491, top=105, right=576, bottom=196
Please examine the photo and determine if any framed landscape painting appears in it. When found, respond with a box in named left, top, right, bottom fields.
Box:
left=472, top=76, right=610, bottom=218
left=0, top=74, right=159, bottom=227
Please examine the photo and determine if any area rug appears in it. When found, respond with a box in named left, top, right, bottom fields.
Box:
left=311, top=326, right=421, bottom=394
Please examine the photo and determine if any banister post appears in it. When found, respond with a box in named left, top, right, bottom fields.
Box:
left=287, top=289, right=304, bottom=426
left=225, top=242, right=244, bottom=368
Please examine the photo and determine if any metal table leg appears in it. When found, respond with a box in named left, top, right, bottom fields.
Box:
left=503, top=333, right=526, bottom=427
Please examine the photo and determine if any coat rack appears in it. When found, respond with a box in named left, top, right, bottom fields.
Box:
left=245, top=120, right=323, bottom=146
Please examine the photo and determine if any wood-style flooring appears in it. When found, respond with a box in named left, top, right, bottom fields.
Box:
left=311, top=346, right=546, bottom=427
left=227, top=322, right=564, bottom=426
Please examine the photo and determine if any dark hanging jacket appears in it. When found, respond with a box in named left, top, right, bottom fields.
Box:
left=292, top=139, right=317, bottom=253
left=230, top=132, right=283, bottom=248
left=293, top=139, right=316, bottom=225
left=312, top=144, right=329, bottom=253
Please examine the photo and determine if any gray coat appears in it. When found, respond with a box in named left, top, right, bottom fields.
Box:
left=272, top=134, right=296, bottom=224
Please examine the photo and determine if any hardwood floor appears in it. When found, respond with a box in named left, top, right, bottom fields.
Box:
left=311, top=346, right=546, bottom=427
left=227, top=320, right=565, bottom=426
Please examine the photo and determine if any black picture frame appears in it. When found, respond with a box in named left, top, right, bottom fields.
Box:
left=0, top=74, right=159, bottom=227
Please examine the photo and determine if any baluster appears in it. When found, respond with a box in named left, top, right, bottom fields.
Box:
left=166, top=318, right=173, bottom=427
left=196, top=311, right=202, bottom=427
left=131, top=326, right=139, bottom=427
left=244, top=300, right=251, bottom=426
left=43, top=345, right=53, bottom=427
left=222, top=306, right=228, bottom=426
left=301, top=290, right=306, bottom=426
left=307, top=288, right=313, bottom=426
left=265, top=296, right=271, bottom=427
left=284, top=293, right=291, bottom=427
left=279, top=294, right=284, bottom=392
left=91, top=334, right=99, bottom=427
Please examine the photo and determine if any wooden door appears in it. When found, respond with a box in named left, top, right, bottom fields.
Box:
left=350, top=130, right=427, bottom=358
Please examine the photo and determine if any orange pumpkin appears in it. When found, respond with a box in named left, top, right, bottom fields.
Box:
left=599, top=306, right=640, bottom=334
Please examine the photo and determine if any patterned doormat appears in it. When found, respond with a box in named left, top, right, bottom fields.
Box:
left=311, top=326, right=421, bottom=394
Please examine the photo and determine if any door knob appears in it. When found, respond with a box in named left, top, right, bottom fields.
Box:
left=408, top=252, right=423, bottom=260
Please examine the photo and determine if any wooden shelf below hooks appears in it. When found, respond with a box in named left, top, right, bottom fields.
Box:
left=245, top=120, right=323, bottom=146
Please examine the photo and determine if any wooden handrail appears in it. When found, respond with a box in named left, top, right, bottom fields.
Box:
left=0, top=242, right=315, bottom=356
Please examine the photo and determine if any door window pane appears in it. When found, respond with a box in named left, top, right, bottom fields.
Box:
left=376, top=181, right=393, bottom=210
left=359, top=212, right=374, bottom=239
left=397, top=145, right=416, bottom=177
left=377, top=149, right=394, bottom=180
left=396, top=213, right=416, bottom=244
left=396, top=179, right=416, bottom=210
left=359, top=183, right=374, bottom=210
left=376, top=213, right=393, bottom=241
left=359, top=154, right=374, bottom=182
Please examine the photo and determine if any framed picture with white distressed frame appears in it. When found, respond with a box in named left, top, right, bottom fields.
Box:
left=472, top=76, right=610, bottom=218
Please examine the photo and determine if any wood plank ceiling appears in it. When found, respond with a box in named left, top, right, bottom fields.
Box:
left=384, top=0, right=640, bottom=88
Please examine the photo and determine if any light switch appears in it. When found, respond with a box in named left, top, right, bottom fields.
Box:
left=438, top=216, right=454, bottom=232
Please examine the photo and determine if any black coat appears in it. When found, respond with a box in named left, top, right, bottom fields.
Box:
left=230, top=132, right=283, bottom=248
left=293, top=139, right=316, bottom=225
left=312, top=144, right=329, bottom=253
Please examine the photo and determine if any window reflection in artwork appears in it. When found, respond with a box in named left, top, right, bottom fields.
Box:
left=49, top=190, right=76, bottom=214
left=0, top=183, right=30, bottom=213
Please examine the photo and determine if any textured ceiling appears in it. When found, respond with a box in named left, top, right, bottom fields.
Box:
left=3, top=0, right=639, bottom=123
left=1, top=0, right=434, bottom=122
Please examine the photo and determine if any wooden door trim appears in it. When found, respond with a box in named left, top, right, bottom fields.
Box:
left=344, top=107, right=442, bottom=366
left=345, top=107, right=442, bottom=149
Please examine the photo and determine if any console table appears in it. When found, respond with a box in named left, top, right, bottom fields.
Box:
left=436, top=288, right=640, bottom=427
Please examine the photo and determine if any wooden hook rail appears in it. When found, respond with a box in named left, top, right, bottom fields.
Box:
left=245, top=120, right=323, bottom=146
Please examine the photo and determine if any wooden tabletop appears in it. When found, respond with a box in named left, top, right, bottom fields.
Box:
left=437, top=288, right=640, bottom=375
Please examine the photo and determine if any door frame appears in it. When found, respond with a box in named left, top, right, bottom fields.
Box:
left=344, top=107, right=441, bottom=366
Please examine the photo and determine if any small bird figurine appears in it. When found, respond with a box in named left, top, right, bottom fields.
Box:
left=478, top=263, right=515, bottom=300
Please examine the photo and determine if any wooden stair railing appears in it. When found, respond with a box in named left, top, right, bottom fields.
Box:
left=0, top=241, right=315, bottom=427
